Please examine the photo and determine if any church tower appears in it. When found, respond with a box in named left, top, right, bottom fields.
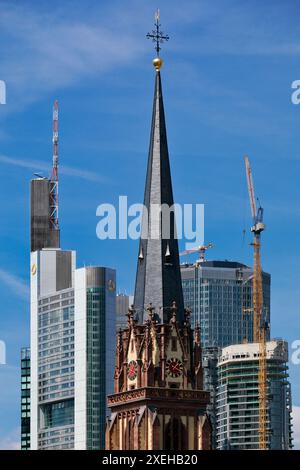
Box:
left=106, top=12, right=211, bottom=451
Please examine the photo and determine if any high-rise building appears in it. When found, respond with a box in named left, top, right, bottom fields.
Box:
left=29, top=100, right=116, bottom=450
left=116, top=294, right=133, bottom=331
left=30, top=178, right=60, bottom=252
left=30, top=249, right=116, bottom=450
left=30, top=248, right=76, bottom=450
left=106, top=20, right=211, bottom=450
left=21, top=347, right=31, bottom=450
left=181, top=261, right=271, bottom=349
left=216, top=340, right=293, bottom=450
left=74, top=267, right=116, bottom=450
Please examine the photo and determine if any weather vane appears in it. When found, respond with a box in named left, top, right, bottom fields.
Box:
left=146, top=9, right=169, bottom=57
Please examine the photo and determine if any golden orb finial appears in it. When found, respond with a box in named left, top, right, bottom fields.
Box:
left=153, top=57, right=163, bottom=71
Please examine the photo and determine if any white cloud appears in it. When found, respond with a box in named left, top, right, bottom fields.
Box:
left=0, top=427, right=20, bottom=450
left=175, top=1, right=300, bottom=57
left=0, top=1, right=147, bottom=111
left=0, top=0, right=297, bottom=119
left=292, top=405, right=300, bottom=450
left=0, top=154, right=106, bottom=182
left=0, top=268, right=29, bottom=300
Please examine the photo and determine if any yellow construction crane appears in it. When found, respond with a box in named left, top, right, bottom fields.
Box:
left=244, top=155, right=268, bottom=450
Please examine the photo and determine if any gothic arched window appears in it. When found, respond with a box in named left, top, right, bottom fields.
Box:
left=164, top=416, right=187, bottom=450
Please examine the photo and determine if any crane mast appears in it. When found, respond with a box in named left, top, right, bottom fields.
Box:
left=49, top=100, right=59, bottom=230
left=244, top=155, right=267, bottom=450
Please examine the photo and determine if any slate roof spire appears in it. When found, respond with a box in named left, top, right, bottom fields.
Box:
left=134, top=16, right=184, bottom=324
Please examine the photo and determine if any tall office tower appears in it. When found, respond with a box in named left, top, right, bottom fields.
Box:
left=74, top=267, right=116, bottom=450
left=30, top=248, right=75, bottom=449
left=106, top=18, right=211, bottom=451
left=30, top=177, right=60, bottom=252
left=116, top=294, right=133, bottom=331
left=21, top=347, right=31, bottom=450
left=181, top=261, right=271, bottom=348
left=216, top=340, right=293, bottom=450
left=30, top=248, right=116, bottom=450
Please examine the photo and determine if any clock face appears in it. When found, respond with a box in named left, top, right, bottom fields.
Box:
left=127, top=360, right=138, bottom=381
left=166, top=357, right=183, bottom=378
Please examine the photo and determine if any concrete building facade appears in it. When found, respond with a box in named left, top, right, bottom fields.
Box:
left=216, top=341, right=293, bottom=450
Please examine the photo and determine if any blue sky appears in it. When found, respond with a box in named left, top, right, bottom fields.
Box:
left=0, top=0, right=299, bottom=449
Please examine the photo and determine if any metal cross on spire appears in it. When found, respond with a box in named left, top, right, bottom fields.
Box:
left=146, top=9, right=169, bottom=56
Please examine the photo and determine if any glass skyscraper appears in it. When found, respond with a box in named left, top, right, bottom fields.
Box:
left=30, top=248, right=116, bottom=449
left=74, top=267, right=116, bottom=449
left=37, top=287, right=75, bottom=449
left=181, top=261, right=271, bottom=348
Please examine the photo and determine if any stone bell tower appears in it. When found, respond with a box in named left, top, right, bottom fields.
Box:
left=106, top=12, right=211, bottom=451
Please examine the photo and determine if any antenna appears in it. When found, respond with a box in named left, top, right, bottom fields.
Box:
left=49, top=100, right=59, bottom=230
left=52, top=100, right=59, bottom=180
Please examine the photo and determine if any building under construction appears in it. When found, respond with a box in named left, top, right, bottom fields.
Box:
left=216, top=340, right=293, bottom=450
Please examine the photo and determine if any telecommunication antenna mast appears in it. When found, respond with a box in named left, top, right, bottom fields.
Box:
left=49, top=100, right=59, bottom=230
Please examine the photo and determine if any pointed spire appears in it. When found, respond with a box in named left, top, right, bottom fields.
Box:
left=134, top=62, right=184, bottom=324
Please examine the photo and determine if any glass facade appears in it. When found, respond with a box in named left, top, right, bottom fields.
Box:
left=86, top=287, right=106, bottom=449
left=37, top=289, right=75, bottom=449
left=21, top=347, right=31, bottom=450
left=31, top=254, right=116, bottom=450
left=85, top=268, right=116, bottom=449
left=181, top=261, right=271, bottom=349
left=42, top=399, right=74, bottom=428
left=74, top=266, right=116, bottom=450
left=116, top=294, right=131, bottom=332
